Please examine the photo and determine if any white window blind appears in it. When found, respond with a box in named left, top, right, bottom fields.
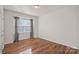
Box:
left=17, top=19, right=31, bottom=33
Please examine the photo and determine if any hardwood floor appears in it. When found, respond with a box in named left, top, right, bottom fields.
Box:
left=3, top=38, right=79, bottom=54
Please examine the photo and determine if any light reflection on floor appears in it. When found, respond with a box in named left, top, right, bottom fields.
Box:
left=19, top=48, right=32, bottom=54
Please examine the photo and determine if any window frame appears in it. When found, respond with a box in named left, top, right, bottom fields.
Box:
left=17, top=18, right=31, bottom=33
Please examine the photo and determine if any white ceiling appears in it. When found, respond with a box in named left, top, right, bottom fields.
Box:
left=4, top=5, right=78, bottom=16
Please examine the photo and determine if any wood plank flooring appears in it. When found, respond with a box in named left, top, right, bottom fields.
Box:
left=3, top=38, right=79, bottom=54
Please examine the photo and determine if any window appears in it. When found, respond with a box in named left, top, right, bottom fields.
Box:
left=17, top=18, right=31, bottom=33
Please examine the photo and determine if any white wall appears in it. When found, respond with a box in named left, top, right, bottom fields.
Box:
left=0, top=6, right=4, bottom=53
left=4, top=9, right=38, bottom=44
left=38, top=6, right=79, bottom=49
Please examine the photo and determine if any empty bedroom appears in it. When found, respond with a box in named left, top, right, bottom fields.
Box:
left=0, top=5, right=79, bottom=54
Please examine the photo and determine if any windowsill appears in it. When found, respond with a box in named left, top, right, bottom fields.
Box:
left=18, top=32, right=30, bottom=34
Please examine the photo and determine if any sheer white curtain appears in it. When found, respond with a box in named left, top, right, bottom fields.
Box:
left=17, top=18, right=31, bottom=40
